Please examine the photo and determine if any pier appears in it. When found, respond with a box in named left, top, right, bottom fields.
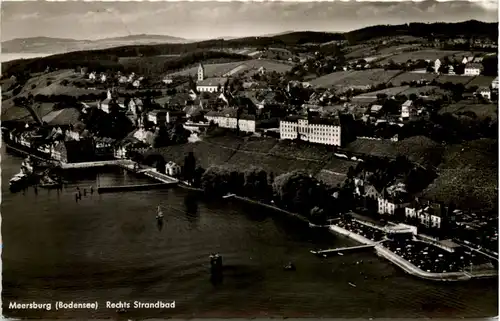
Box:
left=97, top=182, right=176, bottom=194
left=311, top=244, right=376, bottom=255
left=60, top=160, right=125, bottom=169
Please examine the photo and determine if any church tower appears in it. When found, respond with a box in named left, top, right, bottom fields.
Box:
left=197, top=63, right=205, bottom=82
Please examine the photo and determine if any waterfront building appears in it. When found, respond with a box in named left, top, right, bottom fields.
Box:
left=165, top=161, right=182, bottom=177
left=378, top=183, right=411, bottom=215
left=405, top=200, right=443, bottom=229
left=279, top=116, right=342, bottom=146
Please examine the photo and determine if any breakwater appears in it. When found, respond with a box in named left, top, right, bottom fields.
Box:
left=97, top=182, right=176, bottom=194
left=328, top=224, right=481, bottom=282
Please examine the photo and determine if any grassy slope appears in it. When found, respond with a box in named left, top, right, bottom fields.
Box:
left=421, top=138, right=497, bottom=212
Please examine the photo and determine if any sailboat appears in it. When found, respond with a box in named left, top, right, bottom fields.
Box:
left=156, top=205, right=164, bottom=220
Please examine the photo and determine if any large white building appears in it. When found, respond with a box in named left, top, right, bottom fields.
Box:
left=205, top=108, right=256, bottom=133
left=279, top=116, right=341, bottom=146
left=196, top=78, right=228, bottom=93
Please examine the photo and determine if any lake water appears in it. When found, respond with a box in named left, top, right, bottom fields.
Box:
left=1, top=146, right=498, bottom=318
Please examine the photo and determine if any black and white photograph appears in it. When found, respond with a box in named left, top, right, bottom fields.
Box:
left=1, top=0, right=498, bottom=319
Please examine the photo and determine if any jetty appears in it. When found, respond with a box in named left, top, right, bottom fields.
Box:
left=311, top=244, right=376, bottom=255
left=97, top=182, right=175, bottom=194
left=60, top=160, right=124, bottom=169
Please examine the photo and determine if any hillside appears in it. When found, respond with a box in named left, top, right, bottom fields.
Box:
left=344, top=20, right=498, bottom=44
left=1, top=50, right=250, bottom=78
left=2, top=34, right=189, bottom=54
left=421, top=138, right=498, bottom=213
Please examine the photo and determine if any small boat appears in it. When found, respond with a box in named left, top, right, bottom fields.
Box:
left=338, top=252, right=344, bottom=256
left=283, top=262, right=296, bottom=271
left=156, top=205, right=164, bottom=220
left=222, top=193, right=236, bottom=199
left=349, top=282, right=356, bottom=288
left=9, top=172, right=29, bottom=191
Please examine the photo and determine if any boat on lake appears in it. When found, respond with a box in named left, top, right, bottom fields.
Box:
left=9, top=172, right=30, bottom=191
left=156, top=205, right=164, bottom=220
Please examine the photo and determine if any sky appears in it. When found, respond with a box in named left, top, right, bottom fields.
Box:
left=1, top=0, right=498, bottom=41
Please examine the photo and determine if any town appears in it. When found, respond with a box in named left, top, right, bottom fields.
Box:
left=1, top=20, right=498, bottom=283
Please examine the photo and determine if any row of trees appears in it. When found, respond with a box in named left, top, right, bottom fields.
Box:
left=198, top=165, right=342, bottom=224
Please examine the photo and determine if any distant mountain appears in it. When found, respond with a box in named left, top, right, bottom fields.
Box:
left=2, top=34, right=190, bottom=54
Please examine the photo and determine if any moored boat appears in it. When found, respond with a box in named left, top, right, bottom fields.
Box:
left=9, top=172, right=30, bottom=191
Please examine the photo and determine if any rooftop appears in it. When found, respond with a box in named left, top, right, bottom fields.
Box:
left=197, top=77, right=228, bottom=87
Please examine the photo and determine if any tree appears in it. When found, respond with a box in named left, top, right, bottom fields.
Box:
left=183, top=151, right=196, bottom=183
left=201, top=166, right=230, bottom=197
left=309, top=206, right=326, bottom=225
left=243, top=166, right=268, bottom=199
left=272, top=170, right=320, bottom=215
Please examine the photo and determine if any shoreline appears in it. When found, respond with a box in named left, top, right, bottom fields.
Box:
left=5, top=148, right=496, bottom=282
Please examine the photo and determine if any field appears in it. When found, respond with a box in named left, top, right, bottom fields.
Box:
left=438, top=101, right=497, bottom=120
left=388, top=72, right=438, bottom=86
left=465, top=75, right=496, bottom=88
left=378, top=50, right=464, bottom=64
left=399, top=86, right=445, bottom=96
left=346, top=136, right=445, bottom=167
left=421, top=139, right=497, bottom=212
left=352, top=86, right=409, bottom=103
left=310, top=69, right=400, bottom=89
left=167, top=59, right=292, bottom=78
left=309, top=71, right=355, bottom=87
left=315, top=169, right=347, bottom=188
left=1, top=102, right=56, bottom=123
left=41, top=107, right=82, bottom=126
left=435, top=75, right=475, bottom=85
left=148, top=136, right=354, bottom=178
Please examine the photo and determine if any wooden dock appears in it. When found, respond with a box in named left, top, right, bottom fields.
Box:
left=97, top=182, right=176, bottom=194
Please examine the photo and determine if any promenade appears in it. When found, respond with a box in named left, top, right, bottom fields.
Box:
left=326, top=221, right=497, bottom=282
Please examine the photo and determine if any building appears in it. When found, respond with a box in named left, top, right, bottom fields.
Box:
left=147, top=110, right=167, bottom=126
left=197, top=63, right=205, bottom=82
left=165, top=161, right=182, bottom=177
left=433, top=59, right=441, bottom=74
left=492, top=76, right=499, bottom=89
left=89, top=72, right=96, bottom=81
left=166, top=111, right=185, bottom=124
left=279, top=116, right=341, bottom=146
left=163, top=77, right=173, bottom=85
left=405, top=200, right=443, bottom=229
left=477, top=87, right=491, bottom=100
left=401, top=100, right=416, bottom=119
left=377, top=183, right=411, bottom=215
left=205, top=108, right=256, bottom=133
left=364, top=184, right=381, bottom=200
left=461, top=57, right=468, bottom=64
left=464, top=63, right=483, bottom=76
left=196, top=77, right=228, bottom=93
